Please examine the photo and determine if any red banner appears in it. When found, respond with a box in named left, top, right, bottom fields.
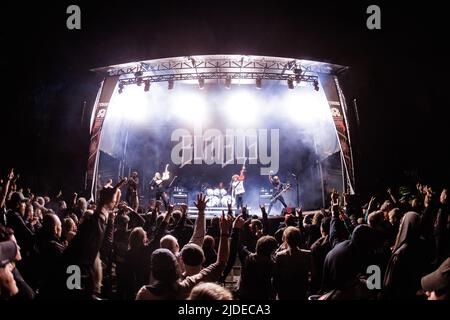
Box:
left=319, top=74, right=355, bottom=193
left=86, top=76, right=119, bottom=199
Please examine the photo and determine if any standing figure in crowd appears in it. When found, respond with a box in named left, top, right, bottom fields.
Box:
left=150, top=165, right=170, bottom=210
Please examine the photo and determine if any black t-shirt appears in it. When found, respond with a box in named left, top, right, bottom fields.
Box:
left=150, top=179, right=165, bottom=193
left=271, top=181, right=284, bottom=195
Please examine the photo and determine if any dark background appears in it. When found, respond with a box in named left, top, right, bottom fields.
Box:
left=0, top=0, right=448, bottom=198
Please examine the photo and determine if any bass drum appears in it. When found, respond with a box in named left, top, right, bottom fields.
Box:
left=206, top=196, right=220, bottom=207
left=213, top=188, right=220, bottom=197
left=206, top=188, right=214, bottom=197
left=220, top=195, right=235, bottom=207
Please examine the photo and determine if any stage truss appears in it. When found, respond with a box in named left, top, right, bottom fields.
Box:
left=92, top=55, right=348, bottom=86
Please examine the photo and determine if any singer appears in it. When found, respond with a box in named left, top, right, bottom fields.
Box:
left=150, top=164, right=170, bottom=210
left=230, top=162, right=246, bottom=210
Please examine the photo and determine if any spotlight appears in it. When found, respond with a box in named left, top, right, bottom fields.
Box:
left=256, top=78, right=262, bottom=89
left=313, top=79, right=319, bottom=91
left=144, top=80, right=150, bottom=92
left=294, top=68, right=302, bottom=83
left=225, top=77, right=231, bottom=89
left=136, top=77, right=143, bottom=86
left=135, top=71, right=143, bottom=77
left=118, top=82, right=124, bottom=94
left=168, top=80, right=174, bottom=90
left=287, top=79, right=294, bottom=89
left=198, top=78, right=205, bottom=90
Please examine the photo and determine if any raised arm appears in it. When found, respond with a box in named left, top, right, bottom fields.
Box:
left=217, top=211, right=232, bottom=263
left=0, top=168, right=14, bottom=209
left=268, top=170, right=274, bottom=184
left=260, top=204, right=269, bottom=235
left=220, top=214, right=245, bottom=281
left=189, top=193, right=207, bottom=246
left=238, top=165, right=246, bottom=181
left=122, top=203, right=145, bottom=227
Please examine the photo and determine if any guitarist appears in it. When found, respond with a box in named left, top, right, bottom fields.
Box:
left=268, top=170, right=288, bottom=215
left=150, top=164, right=170, bottom=210
left=230, top=162, right=246, bottom=210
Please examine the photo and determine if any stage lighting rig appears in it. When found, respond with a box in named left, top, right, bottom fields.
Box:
left=168, top=80, right=175, bottom=90
left=198, top=78, right=205, bottom=90
left=287, top=79, right=294, bottom=89
left=118, top=82, right=124, bottom=94
left=136, top=77, right=143, bottom=86
left=144, top=80, right=150, bottom=92
left=256, top=78, right=262, bottom=89
left=294, top=68, right=302, bottom=83
left=313, top=80, right=319, bottom=91
left=225, top=77, right=231, bottom=89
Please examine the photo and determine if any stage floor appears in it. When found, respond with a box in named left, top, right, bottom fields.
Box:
left=186, top=206, right=319, bottom=218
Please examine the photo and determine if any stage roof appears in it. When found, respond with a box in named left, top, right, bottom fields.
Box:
left=91, top=55, right=349, bottom=79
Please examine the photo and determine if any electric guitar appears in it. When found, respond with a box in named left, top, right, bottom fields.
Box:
left=162, top=164, right=170, bottom=181
left=270, top=183, right=291, bottom=204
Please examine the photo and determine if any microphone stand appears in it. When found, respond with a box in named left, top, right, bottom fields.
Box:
left=291, top=172, right=300, bottom=208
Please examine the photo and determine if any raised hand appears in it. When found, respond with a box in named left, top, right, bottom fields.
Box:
left=232, top=214, right=245, bottom=229
left=227, top=201, right=232, bottom=214
left=220, top=210, right=233, bottom=235
left=99, top=177, right=126, bottom=210
left=7, top=168, right=14, bottom=181
left=180, top=203, right=188, bottom=216
left=259, top=204, right=266, bottom=215
left=194, top=193, right=208, bottom=212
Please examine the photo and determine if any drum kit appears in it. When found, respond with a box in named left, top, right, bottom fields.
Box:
left=205, top=188, right=235, bottom=207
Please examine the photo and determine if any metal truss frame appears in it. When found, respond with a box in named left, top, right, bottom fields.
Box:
left=118, top=71, right=319, bottom=86
left=92, top=55, right=348, bottom=84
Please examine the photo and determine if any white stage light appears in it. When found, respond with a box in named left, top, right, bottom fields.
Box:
left=170, top=91, right=207, bottom=125
left=109, top=85, right=150, bottom=123
left=223, top=90, right=260, bottom=127
left=282, top=88, right=329, bottom=125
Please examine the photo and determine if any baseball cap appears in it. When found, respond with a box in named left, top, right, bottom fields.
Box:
left=9, top=191, right=29, bottom=206
left=421, top=258, right=450, bottom=292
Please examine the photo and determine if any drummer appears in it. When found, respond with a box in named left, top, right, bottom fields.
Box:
left=217, top=182, right=227, bottom=198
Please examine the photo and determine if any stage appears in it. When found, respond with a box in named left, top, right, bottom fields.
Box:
left=87, top=55, right=356, bottom=211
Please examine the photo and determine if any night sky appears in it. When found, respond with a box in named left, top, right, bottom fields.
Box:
left=0, top=0, right=448, bottom=197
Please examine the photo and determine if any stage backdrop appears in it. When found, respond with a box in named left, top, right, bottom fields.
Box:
left=86, top=73, right=355, bottom=206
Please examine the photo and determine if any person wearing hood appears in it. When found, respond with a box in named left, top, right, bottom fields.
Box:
left=320, top=203, right=381, bottom=299
left=382, top=211, right=430, bottom=300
